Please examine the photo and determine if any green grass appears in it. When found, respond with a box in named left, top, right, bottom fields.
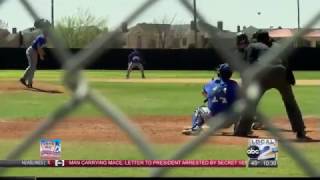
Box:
left=0, top=70, right=214, bottom=80
left=0, top=140, right=318, bottom=177
left=258, top=87, right=320, bottom=117
left=0, top=81, right=319, bottom=119
left=1, top=70, right=320, bottom=80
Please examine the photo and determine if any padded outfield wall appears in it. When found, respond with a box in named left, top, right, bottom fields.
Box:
left=0, top=48, right=319, bottom=70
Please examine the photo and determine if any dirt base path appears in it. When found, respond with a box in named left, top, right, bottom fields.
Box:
left=0, top=116, right=319, bottom=145
left=0, top=81, right=65, bottom=93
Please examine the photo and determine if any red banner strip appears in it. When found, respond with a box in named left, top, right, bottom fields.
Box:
left=48, top=160, right=246, bottom=168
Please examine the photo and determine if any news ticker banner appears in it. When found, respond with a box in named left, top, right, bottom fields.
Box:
left=32, top=139, right=277, bottom=168
left=0, top=160, right=246, bottom=168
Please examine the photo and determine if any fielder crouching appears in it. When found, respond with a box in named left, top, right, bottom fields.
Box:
left=126, top=49, right=146, bottom=79
left=182, top=63, right=240, bottom=135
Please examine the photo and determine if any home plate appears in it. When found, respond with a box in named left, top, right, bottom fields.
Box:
left=201, top=126, right=235, bottom=136
left=220, top=132, right=234, bottom=136
left=202, top=125, right=210, bottom=129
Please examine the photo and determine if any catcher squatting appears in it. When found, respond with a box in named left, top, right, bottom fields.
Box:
left=182, top=63, right=239, bottom=136
left=182, top=60, right=311, bottom=140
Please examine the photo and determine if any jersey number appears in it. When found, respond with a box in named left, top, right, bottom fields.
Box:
left=212, top=96, right=227, bottom=104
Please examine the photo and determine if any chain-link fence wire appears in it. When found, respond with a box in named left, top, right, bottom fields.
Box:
left=0, top=0, right=318, bottom=177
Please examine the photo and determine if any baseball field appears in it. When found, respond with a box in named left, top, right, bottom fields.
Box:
left=0, top=70, right=319, bottom=177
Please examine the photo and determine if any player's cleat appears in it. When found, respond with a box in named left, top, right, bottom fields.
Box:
left=234, top=130, right=254, bottom=137
left=19, top=78, right=28, bottom=87
left=252, top=122, right=266, bottom=130
left=182, top=127, right=202, bottom=136
left=27, top=83, right=33, bottom=88
left=183, top=125, right=209, bottom=131
left=248, top=130, right=254, bottom=135
left=296, top=132, right=312, bottom=141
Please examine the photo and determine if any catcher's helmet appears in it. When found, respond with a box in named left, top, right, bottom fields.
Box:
left=217, top=63, right=233, bottom=80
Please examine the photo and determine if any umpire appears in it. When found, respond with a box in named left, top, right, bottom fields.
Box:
left=234, top=31, right=311, bottom=140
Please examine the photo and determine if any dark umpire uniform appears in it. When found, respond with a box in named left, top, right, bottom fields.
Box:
left=234, top=31, right=311, bottom=140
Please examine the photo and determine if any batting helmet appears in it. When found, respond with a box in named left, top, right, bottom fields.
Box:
left=217, top=63, right=233, bottom=80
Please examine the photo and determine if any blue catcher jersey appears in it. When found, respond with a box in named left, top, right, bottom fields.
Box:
left=203, top=78, right=239, bottom=115
left=31, top=35, right=47, bottom=50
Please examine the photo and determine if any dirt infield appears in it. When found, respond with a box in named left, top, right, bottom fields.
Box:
left=0, top=116, right=319, bottom=145
left=0, top=81, right=65, bottom=93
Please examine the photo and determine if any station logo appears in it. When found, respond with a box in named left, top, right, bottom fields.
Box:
left=247, top=139, right=278, bottom=168
left=40, top=139, right=61, bottom=160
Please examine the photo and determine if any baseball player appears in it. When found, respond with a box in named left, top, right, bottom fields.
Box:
left=126, top=49, right=145, bottom=79
left=20, top=30, right=48, bottom=88
left=182, top=63, right=240, bottom=135
left=233, top=31, right=311, bottom=140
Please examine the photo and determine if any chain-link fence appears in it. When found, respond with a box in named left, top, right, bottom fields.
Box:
left=0, top=0, right=319, bottom=177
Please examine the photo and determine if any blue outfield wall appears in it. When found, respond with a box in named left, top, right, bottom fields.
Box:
left=0, top=48, right=320, bottom=70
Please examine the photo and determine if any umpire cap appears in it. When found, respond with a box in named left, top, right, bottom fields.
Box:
left=217, top=63, right=233, bottom=80
left=236, top=33, right=249, bottom=46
